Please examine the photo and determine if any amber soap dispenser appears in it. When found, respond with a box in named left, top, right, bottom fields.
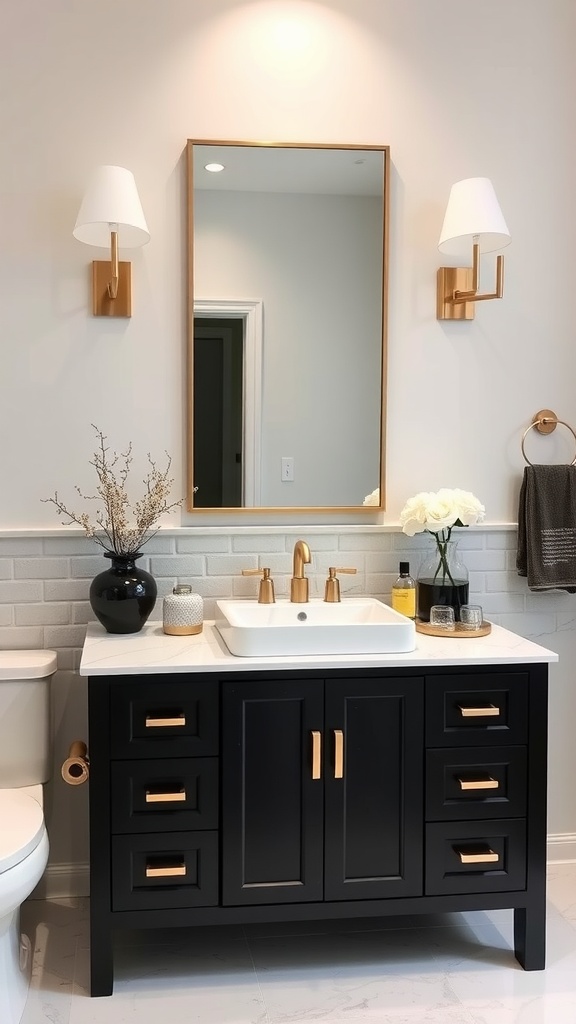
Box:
left=391, top=561, right=416, bottom=619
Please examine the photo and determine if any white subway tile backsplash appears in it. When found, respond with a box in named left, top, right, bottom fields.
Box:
left=0, top=580, right=43, bottom=603
left=14, top=557, right=69, bottom=579
left=72, top=602, right=97, bottom=625
left=207, top=554, right=258, bottom=575
left=486, top=530, right=517, bottom=549
left=0, top=626, right=44, bottom=648
left=69, top=556, right=108, bottom=578
left=0, top=525, right=566, bottom=668
left=343, top=532, right=391, bottom=551
left=314, top=551, right=366, bottom=574
left=44, top=625, right=88, bottom=648
left=150, top=555, right=205, bottom=577
left=0, top=538, right=43, bottom=555
left=43, top=537, right=97, bottom=556
left=176, top=536, right=230, bottom=553
left=44, top=580, right=90, bottom=602
left=462, top=550, right=507, bottom=572
left=478, top=593, right=526, bottom=615
left=485, top=571, right=529, bottom=594
left=232, top=534, right=287, bottom=553
left=0, top=606, right=12, bottom=626
left=16, top=603, right=71, bottom=626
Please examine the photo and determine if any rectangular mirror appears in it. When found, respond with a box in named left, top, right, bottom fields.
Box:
left=186, top=140, right=389, bottom=513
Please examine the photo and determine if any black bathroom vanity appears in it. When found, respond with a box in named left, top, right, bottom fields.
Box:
left=80, top=619, right=557, bottom=996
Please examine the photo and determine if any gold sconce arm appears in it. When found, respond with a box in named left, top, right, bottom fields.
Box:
left=437, top=243, right=505, bottom=320
left=108, top=229, right=119, bottom=300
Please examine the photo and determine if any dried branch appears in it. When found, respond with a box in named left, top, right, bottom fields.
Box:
left=42, top=425, right=182, bottom=555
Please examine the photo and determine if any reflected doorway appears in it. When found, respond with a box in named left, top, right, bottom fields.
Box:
left=193, top=317, right=243, bottom=507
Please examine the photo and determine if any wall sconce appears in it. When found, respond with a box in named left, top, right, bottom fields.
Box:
left=73, top=165, right=150, bottom=317
left=436, top=177, right=511, bottom=321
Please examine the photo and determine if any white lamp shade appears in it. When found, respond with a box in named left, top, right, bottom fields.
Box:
left=438, top=177, right=510, bottom=258
left=73, top=165, right=150, bottom=248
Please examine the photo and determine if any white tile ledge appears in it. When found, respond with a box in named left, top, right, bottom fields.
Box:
left=1, top=523, right=519, bottom=540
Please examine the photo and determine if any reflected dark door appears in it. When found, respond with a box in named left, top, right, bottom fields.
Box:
left=193, top=317, right=243, bottom=507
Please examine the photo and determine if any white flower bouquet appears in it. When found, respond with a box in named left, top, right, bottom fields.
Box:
left=399, top=488, right=485, bottom=589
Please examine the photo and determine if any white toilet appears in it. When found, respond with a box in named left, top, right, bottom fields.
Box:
left=0, top=650, right=57, bottom=1024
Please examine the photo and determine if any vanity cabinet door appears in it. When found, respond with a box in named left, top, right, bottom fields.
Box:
left=221, top=678, right=325, bottom=906
left=324, top=677, right=424, bottom=900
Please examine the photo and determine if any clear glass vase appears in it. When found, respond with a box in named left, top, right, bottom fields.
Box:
left=416, top=536, right=469, bottom=622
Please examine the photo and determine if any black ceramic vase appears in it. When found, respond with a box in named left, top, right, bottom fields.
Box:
left=89, top=552, right=157, bottom=634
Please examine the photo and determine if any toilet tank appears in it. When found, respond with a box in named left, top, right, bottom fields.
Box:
left=0, top=651, right=57, bottom=787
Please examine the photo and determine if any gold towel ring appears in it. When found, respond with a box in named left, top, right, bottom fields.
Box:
left=521, top=409, right=576, bottom=466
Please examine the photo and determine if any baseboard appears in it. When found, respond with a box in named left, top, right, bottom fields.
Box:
left=30, top=861, right=90, bottom=900
left=547, top=833, right=576, bottom=864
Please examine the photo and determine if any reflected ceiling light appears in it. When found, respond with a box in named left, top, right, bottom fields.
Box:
left=204, top=162, right=225, bottom=173
left=73, top=165, right=150, bottom=318
left=436, top=177, right=511, bottom=321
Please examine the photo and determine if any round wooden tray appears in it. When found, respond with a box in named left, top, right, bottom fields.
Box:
left=416, top=620, right=492, bottom=638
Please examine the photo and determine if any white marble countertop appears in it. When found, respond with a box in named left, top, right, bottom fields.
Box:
left=79, top=620, right=558, bottom=676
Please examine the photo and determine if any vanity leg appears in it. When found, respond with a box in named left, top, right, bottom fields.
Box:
left=89, top=918, right=114, bottom=996
left=514, top=903, right=546, bottom=970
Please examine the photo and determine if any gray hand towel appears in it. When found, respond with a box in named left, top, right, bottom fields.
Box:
left=517, top=464, right=576, bottom=592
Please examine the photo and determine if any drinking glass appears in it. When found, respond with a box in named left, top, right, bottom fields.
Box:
left=460, top=604, right=483, bottom=630
left=429, top=605, right=456, bottom=630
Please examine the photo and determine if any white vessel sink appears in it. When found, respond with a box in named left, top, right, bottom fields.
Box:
left=215, top=598, right=416, bottom=658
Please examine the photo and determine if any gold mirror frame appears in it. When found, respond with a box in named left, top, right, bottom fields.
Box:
left=186, top=139, right=390, bottom=515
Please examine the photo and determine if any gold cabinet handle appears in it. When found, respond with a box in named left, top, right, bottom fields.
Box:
left=146, top=715, right=186, bottom=728
left=334, top=729, right=344, bottom=779
left=457, top=776, right=499, bottom=791
left=455, top=847, right=499, bottom=865
left=311, top=730, right=322, bottom=780
left=145, top=862, right=187, bottom=878
left=145, top=789, right=187, bottom=803
left=458, top=704, right=500, bottom=718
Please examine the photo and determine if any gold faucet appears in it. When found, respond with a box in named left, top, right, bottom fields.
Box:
left=290, top=539, right=311, bottom=603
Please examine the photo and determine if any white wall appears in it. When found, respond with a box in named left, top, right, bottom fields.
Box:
left=1, top=0, right=576, bottom=889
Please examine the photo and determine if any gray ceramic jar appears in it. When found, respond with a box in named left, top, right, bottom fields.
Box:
left=162, top=584, right=203, bottom=636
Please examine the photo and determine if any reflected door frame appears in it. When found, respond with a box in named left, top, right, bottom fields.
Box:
left=194, top=299, right=263, bottom=507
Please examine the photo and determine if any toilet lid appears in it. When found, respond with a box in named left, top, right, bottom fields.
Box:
left=0, top=791, right=45, bottom=874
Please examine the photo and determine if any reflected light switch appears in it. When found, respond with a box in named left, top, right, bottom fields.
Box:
left=281, top=457, right=294, bottom=482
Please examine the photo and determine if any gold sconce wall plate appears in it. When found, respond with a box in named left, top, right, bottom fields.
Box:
left=92, top=259, right=132, bottom=317
left=437, top=266, right=475, bottom=320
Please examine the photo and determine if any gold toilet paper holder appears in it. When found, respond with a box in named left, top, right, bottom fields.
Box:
left=61, top=740, right=90, bottom=785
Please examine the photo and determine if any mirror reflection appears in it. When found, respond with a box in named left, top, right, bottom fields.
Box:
left=186, top=140, right=389, bottom=512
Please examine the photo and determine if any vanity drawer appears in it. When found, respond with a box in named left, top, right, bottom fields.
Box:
left=425, top=746, right=527, bottom=821
left=425, top=818, right=526, bottom=896
left=111, top=831, right=219, bottom=911
left=110, top=677, right=219, bottom=759
left=110, top=758, right=219, bottom=834
left=425, top=673, right=528, bottom=747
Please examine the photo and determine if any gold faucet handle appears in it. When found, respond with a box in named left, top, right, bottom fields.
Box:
left=324, top=567, right=357, bottom=603
left=242, top=567, right=276, bottom=604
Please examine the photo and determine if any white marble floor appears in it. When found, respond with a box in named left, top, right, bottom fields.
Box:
left=19, top=864, right=576, bottom=1024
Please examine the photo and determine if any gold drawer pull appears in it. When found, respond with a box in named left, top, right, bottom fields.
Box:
left=456, top=847, right=499, bottom=865
left=145, top=789, right=186, bottom=803
left=334, top=729, right=344, bottom=779
left=311, top=730, right=322, bottom=780
left=457, top=776, right=499, bottom=791
left=145, top=715, right=186, bottom=728
left=458, top=704, right=500, bottom=718
left=145, top=863, right=187, bottom=878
